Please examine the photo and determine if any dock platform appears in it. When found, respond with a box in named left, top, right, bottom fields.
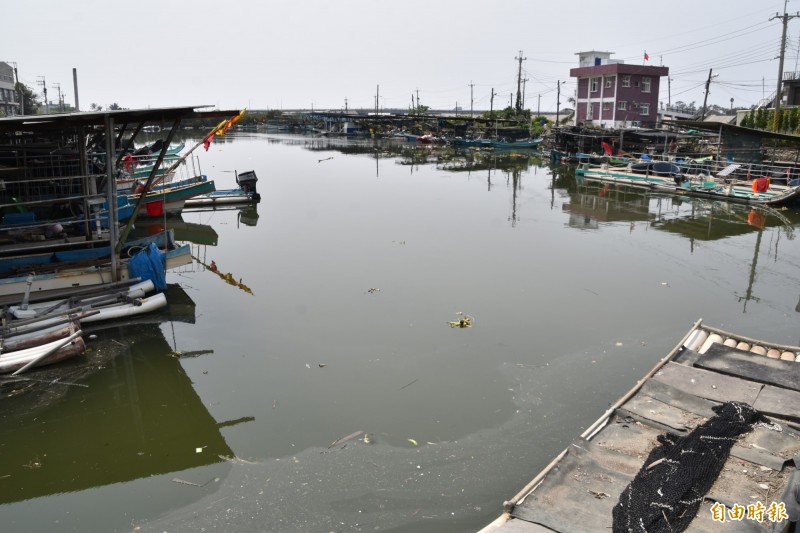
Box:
left=480, top=319, right=800, bottom=532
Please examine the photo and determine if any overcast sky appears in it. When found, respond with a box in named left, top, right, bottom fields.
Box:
left=3, top=0, right=797, bottom=113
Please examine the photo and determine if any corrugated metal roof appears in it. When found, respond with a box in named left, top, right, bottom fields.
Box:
left=0, top=106, right=242, bottom=133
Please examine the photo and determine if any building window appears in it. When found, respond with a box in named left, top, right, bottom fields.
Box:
left=603, top=102, right=610, bottom=111
left=621, top=75, right=630, bottom=88
left=618, top=101, right=627, bottom=110
left=642, top=77, right=651, bottom=93
left=640, top=103, right=650, bottom=115
left=591, top=78, right=599, bottom=93
left=605, top=78, right=612, bottom=89
left=586, top=103, right=593, bottom=120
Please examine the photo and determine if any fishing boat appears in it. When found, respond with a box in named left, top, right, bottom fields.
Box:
left=0, top=230, right=175, bottom=278
left=480, top=319, right=800, bottom=532
left=0, top=331, right=85, bottom=374
left=488, top=138, right=543, bottom=150
left=0, top=244, right=192, bottom=305
left=128, top=175, right=216, bottom=217
left=184, top=170, right=260, bottom=207
left=576, top=161, right=800, bottom=207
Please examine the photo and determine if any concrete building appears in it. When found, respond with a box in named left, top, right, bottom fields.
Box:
left=0, top=62, right=20, bottom=117
left=569, top=51, right=668, bottom=129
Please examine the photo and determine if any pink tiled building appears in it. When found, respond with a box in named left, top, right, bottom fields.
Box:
left=569, top=51, right=668, bottom=129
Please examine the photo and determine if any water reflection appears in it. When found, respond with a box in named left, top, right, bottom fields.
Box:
left=131, top=215, right=219, bottom=246
left=0, top=304, right=235, bottom=506
left=8, top=132, right=797, bottom=533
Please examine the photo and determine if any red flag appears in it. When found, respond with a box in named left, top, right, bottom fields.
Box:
left=644, top=51, right=649, bottom=61
left=203, top=131, right=215, bottom=151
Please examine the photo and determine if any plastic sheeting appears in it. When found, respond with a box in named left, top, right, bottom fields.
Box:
left=128, top=242, right=166, bottom=292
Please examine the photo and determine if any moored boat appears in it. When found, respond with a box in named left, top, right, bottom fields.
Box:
left=0, top=244, right=192, bottom=305
left=184, top=170, right=260, bottom=207
left=480, top=319, right=800, bottom=532
left=128, top=175, right=216, bottom=217
left=576, top=162, right=800, bottom=207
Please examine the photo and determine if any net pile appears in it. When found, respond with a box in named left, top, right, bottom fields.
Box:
left=612, top=401, right=765, bottom=533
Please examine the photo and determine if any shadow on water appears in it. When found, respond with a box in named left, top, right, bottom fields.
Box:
left=0, top=285, right=249, bottom=531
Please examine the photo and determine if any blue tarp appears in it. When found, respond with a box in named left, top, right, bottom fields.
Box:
left=128, top=242, right=166, bottom=292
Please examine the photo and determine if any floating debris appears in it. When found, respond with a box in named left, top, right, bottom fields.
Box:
left=449, top=312, right=474, bottom=328
left=399, top=378, right=419, bottom=390
left=318, top=157, right=333, bottom=163
left=367, top=287, right=380, bottom=293
left=362, top=433, right=373, bottom=444
left=408, top=438, right=419, bottom=446
left=318, top=363, right=327, bottom=368
left=193, top=257, right=254, bottom=294
left=328, top=430, right=364, bottom=449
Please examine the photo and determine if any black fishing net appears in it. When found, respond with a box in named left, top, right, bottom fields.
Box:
left=612, top=401, right=765, bottom=533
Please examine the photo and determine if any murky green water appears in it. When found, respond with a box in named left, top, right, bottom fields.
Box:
left=2, top=133, right=800, bottom=532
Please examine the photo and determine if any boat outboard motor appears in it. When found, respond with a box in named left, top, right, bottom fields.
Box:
left=236, top=170, right=261, bottom=201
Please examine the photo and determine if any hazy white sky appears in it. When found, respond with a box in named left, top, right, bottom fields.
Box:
left=3, top=0, right=797, bottom=113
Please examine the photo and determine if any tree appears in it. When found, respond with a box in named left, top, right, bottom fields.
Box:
left=90, top=103, right=102, bottom=111
left=107, top=103, right=122, bottom=110
left=15, top=82, right=40, bottom=115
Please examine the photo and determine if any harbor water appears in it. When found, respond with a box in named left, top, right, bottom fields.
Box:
left=2, top=132, right=800, bottom=532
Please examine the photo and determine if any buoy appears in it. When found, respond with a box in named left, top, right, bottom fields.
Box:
left=780, top=351, right=795, bottom=361
left=684, top=330, right=708, bottom=351
left=767, top=349, right=782, bottom=359
left=723, top=338, right=737, bottom=347
left=699, top=334, right=723, bottom=354
left=750, top=345, right=767, bottom=356
left=736, top=342, right=751, bottom=351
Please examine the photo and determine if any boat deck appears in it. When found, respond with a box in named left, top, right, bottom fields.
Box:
left=481, top=320, right=800, bottom=532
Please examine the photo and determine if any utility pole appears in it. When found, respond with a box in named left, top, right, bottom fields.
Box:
left=514, top=50, right=526, bottom=112
left=537, top=94, right=541, bottom=117
left=416, top=88, right=420, bottom=110
left=490, top=88, right=496, bottom=118
left=668, top=77, right=672, bottom=108
left=468, top=80, right=474, bottom=117
left=701, top=68, right=714, bottom=120
left=770, top=2, right=800, bottom=130
left=344, top=98, right=348, bottom=112
left=375, top=85, right=379, bottom=115
left=8, top=62, right=23, bottom=115
left=53, top=82, right=64, bottom=112
left=37, top=76, right=48, bottom=114
left=72, top=67, right=80, bottom=112
left=522, top=78, right=528, bottom=110
left=556, top=81, right=561, bottom=125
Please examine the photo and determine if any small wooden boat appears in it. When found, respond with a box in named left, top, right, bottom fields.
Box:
left=0, top=333, right=85, bottom=374
left=480, top=319, right=800, bottom=532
